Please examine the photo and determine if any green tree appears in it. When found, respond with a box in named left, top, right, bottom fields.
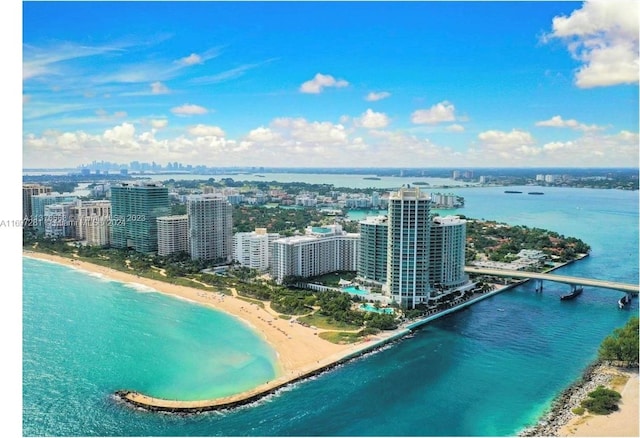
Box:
left=598, top=316, right=639, bottom=366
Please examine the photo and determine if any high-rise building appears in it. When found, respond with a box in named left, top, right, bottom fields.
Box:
left=357, top=215, right=388, bottom=284
left=187, top=194, right=233, bottom=262
left=157, top=215, right=189, bottom=257
left=72, top=200, right=112, bottom=246
left=386, top=186, right=432, bottom=309
left=23, top=184, right=52, bottom=222
left=110, top=183, right=170, bottom=253
left=429, top=216, right=468, bottom=293
left=270, top=224, right=359, bottom=284
left=44, top=202, right=76, bottom=238
left=31, top=193, right=77, bottom=234
left=233, top=228, right=281, bottom=272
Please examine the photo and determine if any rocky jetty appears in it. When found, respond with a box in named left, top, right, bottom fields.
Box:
left=518, top=362, right=614, bottom=437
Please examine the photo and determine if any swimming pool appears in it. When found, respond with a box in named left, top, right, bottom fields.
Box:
left=360, top=303, right=395, bottom=314
left=342, top=286, right=368, bottom=295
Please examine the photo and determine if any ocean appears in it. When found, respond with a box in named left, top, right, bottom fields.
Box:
left=22, top=185, right=638, bottom=436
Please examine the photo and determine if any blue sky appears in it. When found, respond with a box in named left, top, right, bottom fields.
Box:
left=22, top=1, right=639, bottom=168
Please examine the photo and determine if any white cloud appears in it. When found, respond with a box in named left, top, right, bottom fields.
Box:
left=445, top=124, right=465, bottom=132
left=299, top=73, right=349, bottom=94
left=411, top=101, right=456, bottom=124
left=544, top=0, right=639, bottom=88
left=365, top=91, right=391, bottom=101
left=478, top=129, right=535, bottom=146
left=187, top=124, right=225, bottom=137
left=150, top=119, right=168, bottom=129
left=540, top=130, right=639, bottom=165
left=246, top=126, right=281, bottom=143
left=151, top=81, right=170, bottom=94
left=176, top=53, right=203, bottom=66
left=171, top=104, right=208, bottom=116
left=535, top=115, right=604, bottom=132
left=354, top=109, right=390, bottom=129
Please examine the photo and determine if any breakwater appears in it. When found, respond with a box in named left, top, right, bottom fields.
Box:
left=115, top=329, right=411, bottom=413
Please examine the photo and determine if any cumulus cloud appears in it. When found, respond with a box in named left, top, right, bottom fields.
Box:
left=411, top=101, right=456, bottom=124
left=478, top=129, right=535, bottom=146
left=150, top=119, right=168, bottom=129
left=535, top=115, right=604, bottom=132
left=187, top=124, right=225, bottom=137
left=540, top=130, right=639, bottom=165
left=365, top=91, right=391, bottom=101
left=176, top=53, right=203, bottom=66
left=543, top=0, right=639, bottom=87
left=171, top=104, right=208, bottom=116
left=299, top=73, right=349, bottom=94
left=151, top=81, right=170, bottom=94
left=354, top=109, right=390, bottom=129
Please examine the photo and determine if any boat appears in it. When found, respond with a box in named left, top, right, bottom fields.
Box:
left=618, top=293, right=632, bottom=309
left=528, top=191, right=544, bottom=195
left=363, top=177, right=381, bottom=180
left=504, top=190, right=522, bottom=194
left=560, top=287, right=583, bottom=300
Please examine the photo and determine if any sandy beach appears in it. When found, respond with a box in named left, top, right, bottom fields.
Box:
left=23, top=250, right=403, bottom=406
left=557, top=368, right=639, bottom=437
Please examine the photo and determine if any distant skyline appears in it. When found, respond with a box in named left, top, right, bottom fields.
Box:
left=22, top=1, right=639, bottom=169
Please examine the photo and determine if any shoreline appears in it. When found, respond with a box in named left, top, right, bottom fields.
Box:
left=23, top=250, right=413, bottom=411
left=23, top=249, right=597, bottom=414
left=519, top=363, right=639, bottom=437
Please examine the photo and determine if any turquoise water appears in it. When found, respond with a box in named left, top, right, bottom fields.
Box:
left=342, top=286, right=368, bottom=295
left=360, top=304, right=395, bottom=314
left=22, top=185, right=638, bottom=436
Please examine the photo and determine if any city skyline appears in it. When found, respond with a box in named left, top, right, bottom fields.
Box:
left=22, top=1, right=639, bottom=169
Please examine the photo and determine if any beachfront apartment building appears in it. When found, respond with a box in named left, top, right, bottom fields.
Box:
left=357, top=215, right=389, bottom=284
left=43, top=202, right=76, bottom=238
left=157, top=215, right=189, bottom=257
left=187, top=194, right=233, bottom=262
left=233, top=228, right=281, bottom=272
left=386, top=186, right=432, bottom=309
left=429, top=215, right=468, bottom=293
left=23, top=184, right=52, bottom=222
left=110, top=183, right=170, bottom=253
left=72, top=200, right=112, bottom=246
left=31, top=193, right=78, bottom=235
left=270, top=224, right=359, bottom=284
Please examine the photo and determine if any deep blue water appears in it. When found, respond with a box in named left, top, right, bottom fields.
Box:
left=23, top=186, right=638, bottom=436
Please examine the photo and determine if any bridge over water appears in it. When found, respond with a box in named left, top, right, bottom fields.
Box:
left=464, top=266, right=639, bottom=294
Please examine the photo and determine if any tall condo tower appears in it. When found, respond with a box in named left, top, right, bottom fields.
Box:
left=110, top=183, right=170, bottom=253
left=429, top=215, right=468, bottom=293
left=386, top=186, right=432, bottom=309
left=358, top=215, right=389, bottom=284
left=187, top=194, right=233, bottom=262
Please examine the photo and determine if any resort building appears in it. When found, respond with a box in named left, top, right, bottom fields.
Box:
left=357, top=215, right=389, bottom=284
left=233, top=228, right=281, bottom=271
left=71, top=200, right=112, bottom=246
left=429, top=215, right=468, bottom=293
left=270, top=224, right=359, bottom=284
left=30, top=193, right=78, bottom=235
left=386, top=186, right=432, bottom=309
left=157, top=215, right=189, bottom=257
left=110, top=183, right=170, bottom=253
left=187, top=194, right=233, bottom=262
left=23, top=184, right=52, bottom=222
